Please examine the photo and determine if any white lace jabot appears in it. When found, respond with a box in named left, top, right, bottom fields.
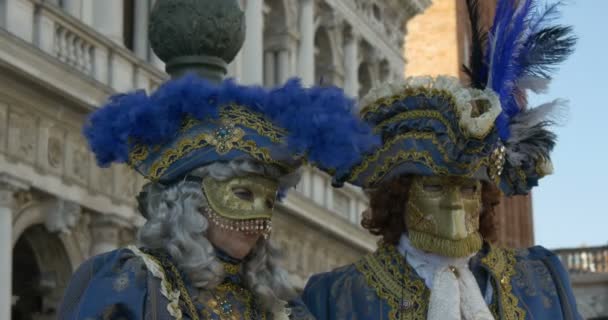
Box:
left=397, top=234, right=495, bottom=320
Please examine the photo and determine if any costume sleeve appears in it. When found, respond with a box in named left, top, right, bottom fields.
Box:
left=301, top=273, right=332, bottom=320
left=531, top=246, right=583, bottom=320
left=285, top=297, right=316, bottom=320
left=57, top=248, right=149, bottom=320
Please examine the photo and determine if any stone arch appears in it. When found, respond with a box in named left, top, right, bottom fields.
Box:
left=314, top=26, right=337, bottom=86
left=12, top=225, right=73, bottom=320
left=379, top=59, right=391, bottom=83
left=358, top=62, right=373, bottom=98
left=13, top=200, right=86, bottom=272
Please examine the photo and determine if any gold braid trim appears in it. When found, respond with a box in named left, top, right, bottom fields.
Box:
left=364, top=148, right=490, bottom=188
left=128, top=104, right=289, bottom=178
left=146, top=127, right=287, bottom=181
left=127, top=245, right=200, bottom=320
left=222, top=261, right=241, bottom=275
left=346, top=131, right=491, bottom=186
left=408, top=231, right=483, bottom=258
left=355, top=245, right=429, bottom=320
left=374, top=110, right=460, bottom=143
left=481, top=245, right=527, bottom=320
left=220, top=104, right=287, bottom=143
left=359, top=77, right=501, bottom=140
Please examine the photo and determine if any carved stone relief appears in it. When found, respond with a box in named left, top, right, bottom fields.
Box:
left=89, top=163, right=114, bottom=196
left=44, top=199, right=81, bottom=234
left=37, top=119, right=66, bottom=175
left=113, top=164, right=138, bottom=203
left=64, top=132, right=90, bottom=185
left=71, top=211, right=92, bottom=259
left=8, top=111, right=37, bottom=164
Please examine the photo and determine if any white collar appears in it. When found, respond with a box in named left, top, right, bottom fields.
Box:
left=397, top=233, right=473, bottom=288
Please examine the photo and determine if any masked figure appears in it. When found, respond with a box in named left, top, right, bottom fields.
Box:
left=56, top=73, right=377, bottom=320
left=302, top=0, right=581, bottom=319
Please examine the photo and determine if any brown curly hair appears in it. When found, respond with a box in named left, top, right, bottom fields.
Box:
left=362, top=175, right=501, bottom=245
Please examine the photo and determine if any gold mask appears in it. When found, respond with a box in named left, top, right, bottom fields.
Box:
left=202, top=175, right=279, bottom=236
left=406, top=176, right=483, bottom=257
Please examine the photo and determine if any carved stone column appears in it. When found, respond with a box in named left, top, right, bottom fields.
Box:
left=344, top=28, right=360, bottom=97
left=0, top=174, right=28, bottom=320
left=241, top=0, right=264, bottom=84
left=89, top=215, right=122, bottom=256
left=297, top=0, right=315, bottom=85
left=92, top=0, right=124, bottom=45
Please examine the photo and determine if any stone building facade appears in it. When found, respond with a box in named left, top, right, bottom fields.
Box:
left=404, top=0, right=535, bottom=249
left=0, top=0, right=430, bottom=318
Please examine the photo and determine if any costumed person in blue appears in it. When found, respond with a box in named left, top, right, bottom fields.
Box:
left=302, top=0, right=581, bottom=319
left=56, top=1, right=377, bottom=319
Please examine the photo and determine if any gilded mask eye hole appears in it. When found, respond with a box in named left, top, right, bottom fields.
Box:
left=232, top=187, right=254, bottom=202
left=422, top=184, right=443, bottom=192
left=460, top=185, right=478, bottom=197
left=265, top=198, right=275, bottom=209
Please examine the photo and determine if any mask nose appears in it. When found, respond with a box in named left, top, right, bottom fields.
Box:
left=441, top=188, right=467, bottom=239
left=441, top=187, right=463, bottom=210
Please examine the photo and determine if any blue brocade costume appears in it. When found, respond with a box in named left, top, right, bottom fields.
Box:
left=58, top=247, right=314, bottom=320
left=302, top=243, right=581, bottom=320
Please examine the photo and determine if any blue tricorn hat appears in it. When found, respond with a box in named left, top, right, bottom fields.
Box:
left=333, top=0, right=576, bottom=196
left=84, top=74, right=379, bottom=184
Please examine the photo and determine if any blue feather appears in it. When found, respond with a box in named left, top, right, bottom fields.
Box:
left=83, top=74, right=379, bottom=176
left=484, top=0, right=575, bottom=140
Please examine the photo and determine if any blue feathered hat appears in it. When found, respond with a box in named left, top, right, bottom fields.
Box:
left=333, top=0, right=576, bottom=196
left=84, top=74, right=378, bottom=184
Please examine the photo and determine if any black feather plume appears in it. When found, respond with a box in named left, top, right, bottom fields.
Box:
left=462, top=0, right=489, bottom=89
left=519, top=25, right=577, bottom=80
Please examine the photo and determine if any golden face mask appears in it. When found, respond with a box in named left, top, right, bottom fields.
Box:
left=406, top=175, right=483, bottom=257
left=202, top=175, right=279, bottom=236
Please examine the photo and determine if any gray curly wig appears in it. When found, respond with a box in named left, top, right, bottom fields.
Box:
left=136, top=159, right=301, bottom=311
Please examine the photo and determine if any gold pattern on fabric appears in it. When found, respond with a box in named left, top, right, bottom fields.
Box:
left=197, top=281, right=267, bottom=320
left=364, top=148, right=489, bottom=188
left=223, top=262, right=241, bottom=276
left=374, top=110, right=460, bottom=143
left=129, top=144, right=149, bottom=166
left=512, top=250, right=558, bottom=309
left=360, top=85, right=498, bottom=140
left=220, top=104, right=287, bottom=143
left=355, top=245, right=429, bottom=319
left=481, top=245, right=526, bottom=320
left=146, top=127, right=285, bottom=181
left=127, top=246, right=196, bottom=320
left=346, top=131, right=491, bottom=186
left=128, top=104, right=291, bottom=181
left=147, top=133, right=212, bottom=181
left=361, top=88, right=459, bottom=118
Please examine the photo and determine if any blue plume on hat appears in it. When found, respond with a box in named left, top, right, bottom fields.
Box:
left=83, top=74, right=378, bottom=182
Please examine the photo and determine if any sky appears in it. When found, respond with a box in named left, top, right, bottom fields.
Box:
left=530, top=0, right=608, bottom=249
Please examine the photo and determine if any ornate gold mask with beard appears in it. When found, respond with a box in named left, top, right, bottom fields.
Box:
left=406, top=175, right=483, bottom=257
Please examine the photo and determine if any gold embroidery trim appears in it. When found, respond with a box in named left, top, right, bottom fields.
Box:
left=346, top=131, right=491, bottom=186
left=355, top=245, right=429, bottom=320
left=212, top=282, right=267, bottom=320
left=481, top=245, right=527, bottom=320
left=127, top=104, right=289, bottom=179
left=374, top=110, right=460, bottom=144
left=222, top=262, right=241, bottom=275
left=127, top=245, right=194, bottom=320
left=146, top=127, right=286, bottom=181
left=220, top=104, right=287, bottom=143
